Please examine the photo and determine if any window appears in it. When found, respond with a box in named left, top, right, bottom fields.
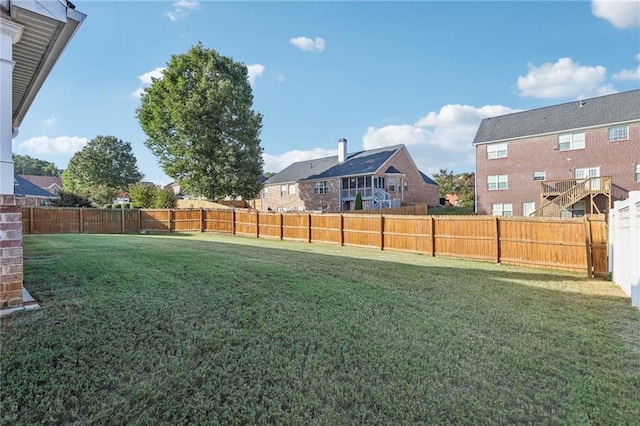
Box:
left=288, top=184, right=296, bottom=195
left=389, top=177, right=396, bottom=192
left=491, top=203, right=513, bottom=217
left=533, top=171, right=546, bottom=181
left=608, top=125, right=629, bottom=142
left=487, top=142, right=508, bottom=159
left=262, top=188, right=268, bottom=198
left=522, top=202, right=535, bottom=217
left=403, top=181, right=408, bottom=191
left=487, top=174, right=508, bottom=190
left=636, top=164, right=640, bottom=182
left=314, top=181, right=328, bottom=194
left=280, top=185, right=287, bottom=197
left=558, top=132, right=585, bottom=151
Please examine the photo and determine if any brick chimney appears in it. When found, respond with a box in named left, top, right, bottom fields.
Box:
left=338, top=138, right=347, bottom=163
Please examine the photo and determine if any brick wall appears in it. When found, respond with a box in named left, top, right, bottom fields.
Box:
left=1, top=195, right=24, bottom=309
left=476, top=122, right=640, bottom=215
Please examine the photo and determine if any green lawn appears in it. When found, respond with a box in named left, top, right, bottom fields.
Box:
left=2, top=233, right=639, bottom=424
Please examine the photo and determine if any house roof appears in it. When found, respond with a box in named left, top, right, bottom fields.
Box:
left=266, top=145, right=406, bottom=185
left=473, top=89, right=640, bottom=145
left=419, top=171, right=437, bottom=186
left=14, top=174, right=56, bottom=197
left=18, top=174, right=62, bottom=189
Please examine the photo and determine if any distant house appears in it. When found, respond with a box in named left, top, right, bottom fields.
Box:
left=473, top=89, right=640, bottom=217
left=14, top=175, right=57, bottom=206
left=261, top=139, right=439, bottom=212
left=18, top=175, right=63, bottom=194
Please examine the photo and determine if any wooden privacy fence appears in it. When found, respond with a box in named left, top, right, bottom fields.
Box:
left=21, top=207, right=607, bottom=277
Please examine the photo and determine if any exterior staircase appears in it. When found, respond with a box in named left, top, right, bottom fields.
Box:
left=531, top=176, right=628, bottom=217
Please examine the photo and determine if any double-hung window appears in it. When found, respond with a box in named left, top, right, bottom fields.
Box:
left=280, top=185, right=287, bottom=197
left=314, top=181, right=328, bottom=194
left=533, top=171, right=546, bottom=181
left=608, top=125, right=628, bottom=142
left=558, top=132, right=585, bottom=151
left=636, top=164, right=640, bottom=182
left=487, top=174, right=508, bottom=190
left=288, top=184, right=296, bottom=195
left=487, top=143, right=508, bottom=159
left=491, top=203, right=513, bottom=217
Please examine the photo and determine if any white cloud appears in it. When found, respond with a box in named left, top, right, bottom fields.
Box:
left=132, top=67, right=166, bottom=99
left=43, top=115, right=56, bottom=126
left=263, top=148, right=337, bottom=173
left=166, top=0, right=199, bottom=21
left=174, top=0, right=199, bottom=10
left=290, top=36, right=325, bottom=53
left=362, top=104, right=520, bottom=175
left=277, top=74, right=285, bottom=83
left=138, top=67, right=165, bottom=85
left=516, top=57, right=615, bottom=99
left=247, top=64, right=265, bottom=86
left=613, top=52, right=640, bottom=80
left=18, top=136, right=88, bottom=155
left=592, top=0, right=640, bottom=28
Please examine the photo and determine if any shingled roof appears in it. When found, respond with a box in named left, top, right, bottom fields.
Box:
left=266, top=145, right=405, bottom=185
left=473, top=89, right=640, bottom=145
left=14, top=175, right=57, bottom=198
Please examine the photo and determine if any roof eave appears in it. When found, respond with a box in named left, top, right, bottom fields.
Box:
left=10, top=0, right=86, bottom=129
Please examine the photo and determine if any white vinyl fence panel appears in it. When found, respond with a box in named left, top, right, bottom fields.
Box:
left=609, top=191, right=640, bottom=310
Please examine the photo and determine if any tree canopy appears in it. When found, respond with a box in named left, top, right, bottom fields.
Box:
left=12, top=154, right=61, bottom=176
left=433, top=168, right=475, bottom=208
left=61, top=135, right=143, bottom=193
left=136, top=42, right=264, bottom=201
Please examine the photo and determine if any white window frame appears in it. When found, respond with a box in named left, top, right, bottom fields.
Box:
left=487, top=174, right=508, bottom=190
left=389, top=177, right=396, bottom=192
left=487, top=142, right=508, bottom=159
left=314, top=181, right=328, bottom=194
left=288, top=184, right=296, bottom=195
left=533, top=171, right=546, bottom=181
left=522, top=202, right=535, bottom=217
left=635, top=164, right=640, bottom=182
left=280, top=185, right=287, bottom=197
left=608, top=125, right=629, bottom=142
left=491, top=203, right=513, bottom=217
left=558, top=132, right=585, bottom=151
left=262, top=188, right=268, bottom=198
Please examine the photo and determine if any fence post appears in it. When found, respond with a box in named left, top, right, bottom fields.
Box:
left=79, top=208, right=83, bottom=234
left=200, top=208, right=204, bottom=233
left=168, top=209, right=172, bottom=233
left=231, top=210, right=236, bottom=235
left=430, top=216, right=435, bottom=256
left=495, top=216, right=501, bottom=264
left=279, top=213, right=283, bottom=240
left=307, top=213, right=311, bottom=243
left=380, top=215, right=384, bottom=250
left=29, top=206, right=34, bottom=235
left=138, top=209, right=141, bottom=233
left=584, top=217, right=593, bottom=278
left=121, top=208, right=125, bottom=234
left=340, top=214, right=344, bottom=246
left=255, top=211, right=259, bottom=238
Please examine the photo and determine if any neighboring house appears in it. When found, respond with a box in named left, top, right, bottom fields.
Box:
left=14, top=174, right=56, bottom=206
left=473, top=90, right=640, bottom=217
left=261, top=139, right=439, bottom=212
left=18, top=174, right=62, bottom=194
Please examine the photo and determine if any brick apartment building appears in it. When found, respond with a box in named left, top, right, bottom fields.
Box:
left=473, top=90, right=640, bottom=217
left=262, top=139, right=439, bottom=212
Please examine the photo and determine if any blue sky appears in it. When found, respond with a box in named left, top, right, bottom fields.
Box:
left=12, top=0, right=640, bottom=185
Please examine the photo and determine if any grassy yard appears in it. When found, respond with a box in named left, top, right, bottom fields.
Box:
left=2, top=233, right=639, bottom=424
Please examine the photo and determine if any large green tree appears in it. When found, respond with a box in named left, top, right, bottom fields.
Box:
left=12, top=154, right=62, bottom=176
left=433, top=168, right=456, bottom=198
left=136, top=43, right=264, bottom=201
left=62, top=135, right=143, bottom=193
